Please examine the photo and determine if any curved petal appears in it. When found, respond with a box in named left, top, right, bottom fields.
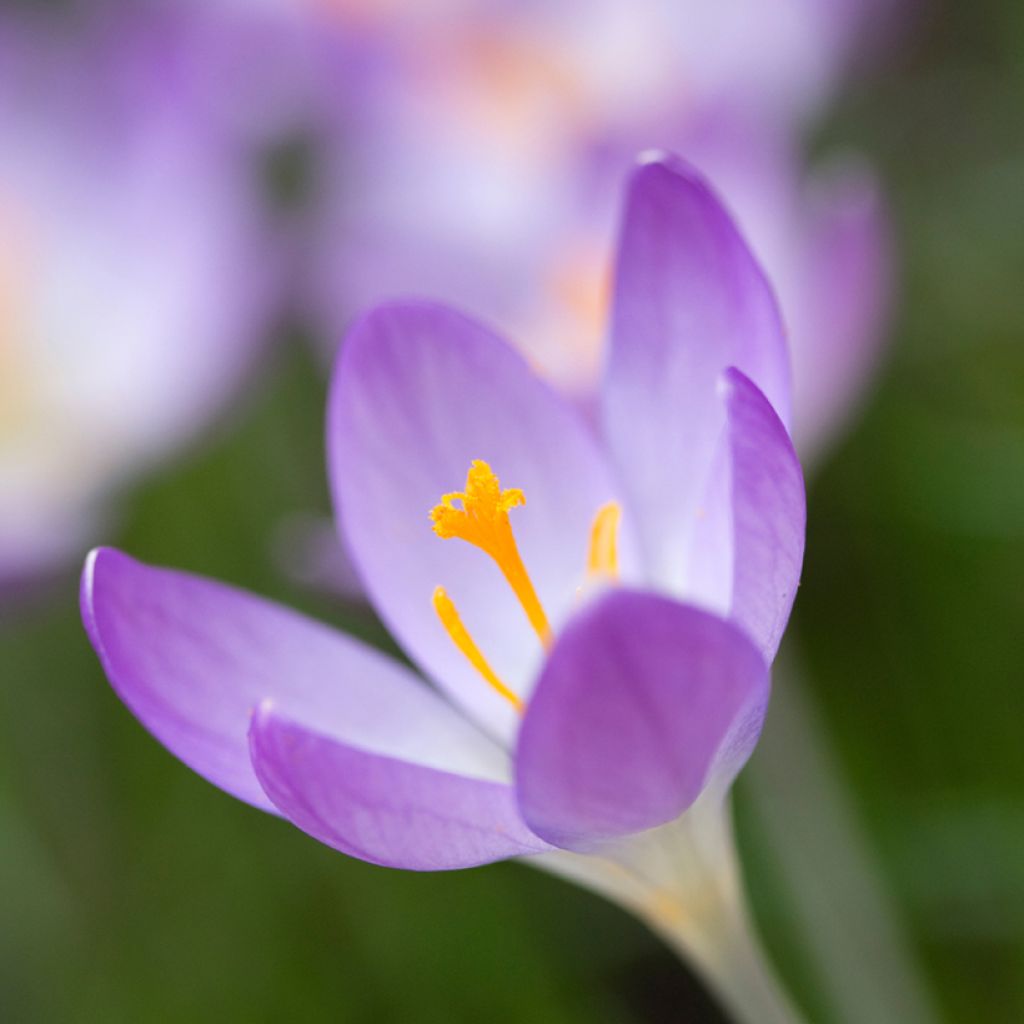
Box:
left=329, top=300, right=637, bottom=743
left=723, top=369, right=806, bottom=660
left=81, top=548, right=507, bottom=812
left=687, top=370, right=806, bottom=661
left=515, top=589, right=769, bottom=851
left=603, top=152, right=791, bottom=592
left=791, top=163, right=892, bottom=458
left=250, top=706, right=551, bottom=870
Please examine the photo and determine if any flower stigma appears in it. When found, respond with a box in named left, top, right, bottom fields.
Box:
left=430, top=460, right=552, bottom=646
left=430, top=460, right=621, bottom=713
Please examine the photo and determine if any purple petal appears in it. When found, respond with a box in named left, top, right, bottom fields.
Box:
left=0, top=11, right=283, bottom=585
left=791, top=164, right=892, bottom=457
left=515, top=589, right=769, bottom=851
left=721, top=369, right=806, bottom=660
left=686, top=370, right=806, bottom=659
left=81, top=548, right=507, bottom=812
left=603, top=153, right=791, bottom=592
left=250, top=706, right=551, bottom=870
left=329, top=300, right=637, bottom=743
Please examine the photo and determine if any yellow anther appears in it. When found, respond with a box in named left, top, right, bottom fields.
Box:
left=432, top=587, right=523, bottom=714
left=587, top=501, right=621, bottom=579
left=430, top=459, right=525, bottom=539
left=430, top=460, right=552, bottom=648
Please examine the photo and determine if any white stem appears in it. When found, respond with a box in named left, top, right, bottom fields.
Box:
left=649, top=886, right=806, bottom=1024
left=537, top=799, right=806, bottom=1024
left=745, top=655, right=939, bottom=1024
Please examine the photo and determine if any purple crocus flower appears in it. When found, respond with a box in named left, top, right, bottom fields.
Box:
left=305, top=0, right=893, bottom=458
left=82, top=156, right=806, bottom=1022
left=0, top=7, right=289, bottom=588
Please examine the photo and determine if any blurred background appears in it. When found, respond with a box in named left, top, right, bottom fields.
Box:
left=1, top=0, right=1022, bottom=1021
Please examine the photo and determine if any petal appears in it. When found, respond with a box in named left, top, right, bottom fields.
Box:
left=81, top=548, right=507, bottom=812
left=250, top=707, right=551, bottom=870
left=791, top=163, right=892, bottom=458
left=329, top=300, right=636, bottom=743
left=723, top=369, right=806, bottom=660
left=515, top=589, right=769, bottom=851
left=688, top=370, right=806, bottom=661
left=603, top=153, right=791, bottom=592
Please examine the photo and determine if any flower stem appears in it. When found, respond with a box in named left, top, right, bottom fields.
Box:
left=745, top=655, right=938, bottom=1023
left=650, top=893, right=806, bottom=1024
left=541, top=800, right=806, bottom=1024
left=644, top=807, right=806, bottom=1024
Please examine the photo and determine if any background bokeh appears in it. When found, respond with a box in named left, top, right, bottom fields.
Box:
left=2, top=1, right=1023, bottom=1022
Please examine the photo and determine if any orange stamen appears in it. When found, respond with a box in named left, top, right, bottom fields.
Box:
left=432, top=587, right=523, bottom=714
left=587, top=501, right=621, bottom=580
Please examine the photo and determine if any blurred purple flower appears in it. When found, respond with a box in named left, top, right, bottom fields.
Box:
left=304, top=0, right=892, bottom=457
left=0, top=7, right=289, bottom=586
left=82, top=156, right=804, bottom=881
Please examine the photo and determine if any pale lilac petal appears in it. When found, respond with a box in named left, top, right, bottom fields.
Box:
left=250, top=707, right=551, bottom=870
left=81, top=548, right=507, bottom=812
left=515, top=589, right=769, bottom=851
left=721, top=369, right=806, bottom=660
left=686, top=369, right=806, bottom=658
left=0, top=12, right=282, bottom=585
left=603, top=153, right=791, bottom=593
left=791, top=164, right=892, bottom=457
left=329, top=300, right=638, bottom=742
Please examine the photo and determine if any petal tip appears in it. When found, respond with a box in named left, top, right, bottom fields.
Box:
left=82, top=544, right=117, bottom=583
left=249, top=697, right=277, bottom=733
left=629, top=149, right=712, bottom=196
left=716, top=366, right=741, bottom=399
left=331, top=298, right=494, bottom=409
left=635, top=147, right=672, bottom=168
left=343, top=297, right=469, bottom=345
left=80, top=546, right=127, bottom=651
left=247, top=700, right=277, bottom=756
left=720, top=366, right=795, bottom=440
left=80, top=546, right=101, bottom=597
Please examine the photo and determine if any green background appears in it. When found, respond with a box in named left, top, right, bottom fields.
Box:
left=2, top=2, right=1022, bottom=1020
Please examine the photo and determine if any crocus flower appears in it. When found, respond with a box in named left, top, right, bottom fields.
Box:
left=0, top=9, right=283, bottom=587
left=305, top=0, right=892, bottom=456
left=82, top=156, right=806, bottom=1022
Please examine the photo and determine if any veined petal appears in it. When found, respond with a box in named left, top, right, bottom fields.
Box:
left=603, top=153, right=790, bottom=593
left=687, top=370, right=806, bottom=660
left=250, top=707, right=551, bottom=870
left=329, top=300, right=636, bottom=743
left=81, top=548, right=507, bottom=812
left=722, top=369, right=806, bottom=660
left=515, top=589, right=769, bottom=851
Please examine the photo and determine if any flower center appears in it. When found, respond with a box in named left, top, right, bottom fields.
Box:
left=430, top=459, right=619, bottom=712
